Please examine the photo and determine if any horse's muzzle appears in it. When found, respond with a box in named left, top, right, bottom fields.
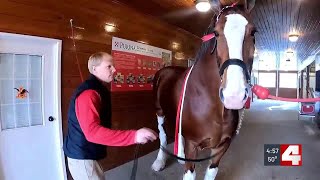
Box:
left=219, top=87, right=249, bottom=109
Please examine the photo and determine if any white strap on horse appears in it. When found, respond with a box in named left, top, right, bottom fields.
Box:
left=177, top=65, right=195, bottom=160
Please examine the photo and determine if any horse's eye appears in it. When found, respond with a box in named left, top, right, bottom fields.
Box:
left=250, top=29, right=257, bottom=36
left=214, top=31, right=219, bottom=37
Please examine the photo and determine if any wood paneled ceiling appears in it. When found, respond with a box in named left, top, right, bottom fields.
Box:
left=114, top=0, right=320, bottom=64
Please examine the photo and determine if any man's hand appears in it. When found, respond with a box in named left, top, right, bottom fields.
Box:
left=135, top=128, right=158, bottom=144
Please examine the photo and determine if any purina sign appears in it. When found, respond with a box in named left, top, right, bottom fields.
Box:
left=112, top=37, right=172, bottom=59
left=111, top=37, right=172, bottom=92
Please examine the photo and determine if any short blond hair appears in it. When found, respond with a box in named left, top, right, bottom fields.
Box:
left=88, top=52, right=112, bottom=74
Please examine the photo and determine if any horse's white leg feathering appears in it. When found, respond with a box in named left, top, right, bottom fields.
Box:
left=177, top=134, right=185, bottom=164
left=151, top=115, right=167, bottom=171
left=204, top=167, right=218, bottom=180
left=183, top=170, right=196, bottom=180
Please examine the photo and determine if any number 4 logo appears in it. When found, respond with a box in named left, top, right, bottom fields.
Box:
left=280, top=144, right=302, bottom=166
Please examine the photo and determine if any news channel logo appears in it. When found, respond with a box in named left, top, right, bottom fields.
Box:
left=264, top=144, right=302, bottom=166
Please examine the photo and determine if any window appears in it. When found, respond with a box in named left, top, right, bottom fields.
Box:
left=0, top=53, right=43, bottom=130
left=258, top=72, right=276, bottom=87
left=279, top=73, right=297, bottom=88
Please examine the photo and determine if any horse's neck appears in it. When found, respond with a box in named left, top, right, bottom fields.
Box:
left=191, top=51, right=221, bottom=90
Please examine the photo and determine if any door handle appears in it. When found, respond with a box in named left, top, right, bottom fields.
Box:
left=48, top=116, right=55, bottom=122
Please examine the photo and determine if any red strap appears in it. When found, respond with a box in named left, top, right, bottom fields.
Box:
left=174, top=89, right=183, bottom=155
left=231, top=2, right=238, bottom=7
left=201, top=33, right=215, bottom=42
left=174, top=68, right=192, bottom=155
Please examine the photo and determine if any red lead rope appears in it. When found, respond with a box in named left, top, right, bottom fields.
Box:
left=252, top=85, right=320, bottom=102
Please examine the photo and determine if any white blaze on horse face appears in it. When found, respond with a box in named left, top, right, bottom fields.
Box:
left=222, top=14, right=249, bottom=109
left=224, top=14, right=248, bottom=60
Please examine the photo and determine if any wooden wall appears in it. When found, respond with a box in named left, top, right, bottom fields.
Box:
left=0, top=0, right=201, bottom=175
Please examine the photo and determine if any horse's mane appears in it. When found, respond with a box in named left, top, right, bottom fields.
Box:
left=193, top=20, right=217, bottom=65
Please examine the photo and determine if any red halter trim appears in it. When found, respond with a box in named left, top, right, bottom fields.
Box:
left=231, top=2, right=238, bottom=7
left=201, top=33, right=215, bottom=42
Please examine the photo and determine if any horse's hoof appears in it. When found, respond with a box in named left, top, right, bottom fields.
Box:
left=151, top=159, right=166, bottom=171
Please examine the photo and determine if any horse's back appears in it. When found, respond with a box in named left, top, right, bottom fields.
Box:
left=153, top=66, right=187, bottom=115
left=154, top=66, right=186, bottom=84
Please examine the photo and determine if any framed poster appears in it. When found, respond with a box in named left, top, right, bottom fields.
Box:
left=111, top=37, right=172, bottom=92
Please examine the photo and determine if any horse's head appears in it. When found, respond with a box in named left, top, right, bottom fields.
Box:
left=211, top=0, right=256, bottom=109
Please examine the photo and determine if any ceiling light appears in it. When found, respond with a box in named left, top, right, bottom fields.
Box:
left=288, top=34, right=299, bottom=42
left=105, top=23, right=117, bottom=32
left=286, top=48, right=294, bottom=58
left=171, top=42, right=180, bottom=50
left=195, top=0, right=211, bottom=12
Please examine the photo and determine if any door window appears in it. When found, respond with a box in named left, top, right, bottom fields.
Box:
left=0, top=53, right=43, bottom=130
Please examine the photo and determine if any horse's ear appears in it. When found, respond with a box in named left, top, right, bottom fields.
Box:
left=245, top=0, right=256, bottom=13
left=210, top=0, right=222, bottom=12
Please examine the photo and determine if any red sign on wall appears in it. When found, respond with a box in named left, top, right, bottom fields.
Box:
left=111, top=37, right=172, bottom=92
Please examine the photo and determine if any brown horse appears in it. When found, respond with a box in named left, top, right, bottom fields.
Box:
left=151, top=1, right=257, bottom=179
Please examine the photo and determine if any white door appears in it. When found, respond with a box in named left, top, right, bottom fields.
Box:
left=0, top=32, right=66, bottom=180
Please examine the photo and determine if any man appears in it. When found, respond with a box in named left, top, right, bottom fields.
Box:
left=63, top=52, right=158, bottom=180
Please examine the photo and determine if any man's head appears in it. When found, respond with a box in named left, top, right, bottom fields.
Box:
left=88, top=52, right=116, bottom=83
